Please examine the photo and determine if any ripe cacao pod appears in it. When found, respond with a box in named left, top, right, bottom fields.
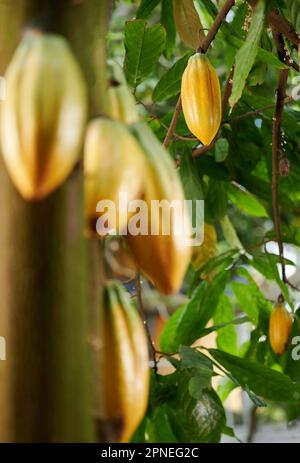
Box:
left=269, top=302, right=293, bottom=355
left=84, top=118, right=145, bottom=235
left=126, top=123, right=192, bottom=295
left=107, top=61, right=139, bottom=124
left=97, top=281, right=149, bottom=443
left=181, top=53, right=221, bottom=145
left=1, top=32, right=87, bottom=201
left=192, top=223, right=217, bottom=271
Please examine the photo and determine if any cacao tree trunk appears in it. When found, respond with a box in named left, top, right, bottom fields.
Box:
left=0, top=0, right=111, bottom=442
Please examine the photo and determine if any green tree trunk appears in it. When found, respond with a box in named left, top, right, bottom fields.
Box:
left=0, top=0, right=111, bottom=442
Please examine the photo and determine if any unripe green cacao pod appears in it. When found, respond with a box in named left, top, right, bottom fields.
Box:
left=269, top=302, right=293, bottom=355
left=126, top=123, right=192, bottom=295
left=107, top=60, right=139, bottom=124
left=181, top=53, right=221, bottom=146
left=84, top=118, right=145, bottom=235
left=0, top=32, right=87, bottom=201
left=97, top=281, right=149, bottom=443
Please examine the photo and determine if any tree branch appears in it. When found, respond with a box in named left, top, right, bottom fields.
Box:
left=272, top=68, right=289, bottom=284
left=272, top=26, right=300, bottom=72
left=135, top=272, right=159, bottom=376
left=268, top=9, right=300, bottom=49
left=197, top=0, right=236, bottom=53
left=163, top=97, right=182, bottom=149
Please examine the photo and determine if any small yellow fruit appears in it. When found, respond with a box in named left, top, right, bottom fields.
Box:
left=97, top=281, right=149, bottom=443
left=84, top=118, right=145, bottom=236
left=181, top=53, right=221, bottom=145
left=269, top=302, right=293, bottom=355
left=1, top=32, right=87, bottom=200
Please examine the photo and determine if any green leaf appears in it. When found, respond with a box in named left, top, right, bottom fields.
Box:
left=214, top=138, right=229, bottom=163
left=234, top=267, right=272, bottom=318
left=228, top=185, right=268, bottom=218
left=136, top=0, right=161, bottom=19
left=124, top=20, right=166, bottom=89
left=148, top=405, right=178, bottom=443
left=222, top=425, right=242, bottom=442
left=179, top=345, right=213, bottom=370
left=206, top=179, right=228, bottom=221
left=214, top=294, right=238, bottom=355
left=229, top=1, right=266, bottom=107
left=180, top=149, right=204, bottom=200
left=209, top=349, right=300, bottom=403
left=217, top=377, right=237, bottom=402
left=231, top=281, right=259, bottom=324
left=178, top=346, right=213, bottom=399
left=189, top=371, right=212, bottom=400
left=251, top=253, right=295, bottom=279
left=200, top=0, right=284, bottom=69
left=198, top=249, right=239, bottom=276
left=152, top=53, right=191, bottom=102
left=174, top=272, right=229, bottom=349
left=161, top=0, right=176, bottom=59
left=197, top=315, right=249, bottom=339
left=179, top=149, right=204, bottom=228
left=160, top=305, right=185, bottom=353
left=219, top=215, right=243, bottom=250
left=195, top=156, right=231, bottom=181
left=261, top=253, right=293, bottom=308
left=173, top=0, right=205, bottom=50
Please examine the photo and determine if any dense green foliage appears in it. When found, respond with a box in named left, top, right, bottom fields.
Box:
left=110, top=1, right=300, bottom=442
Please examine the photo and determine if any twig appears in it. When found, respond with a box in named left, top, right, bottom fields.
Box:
left=135, top=272, right=159, bottom=375
left=226, top=96, right=293, bottom=123
left=162, top=0, right=236, bottom=148
left=245, top=239, right=273, bottom=252
left=268, top=8, right=300, bottom=48
left=272, top=26, right=300, bottom=73
left=272, top=66, right=289, bottom=284
left=192, top=66, right=234, bottom=157
left=163, top=97, right=182, bottom=148
left=197, top=0, right=236, bottom=53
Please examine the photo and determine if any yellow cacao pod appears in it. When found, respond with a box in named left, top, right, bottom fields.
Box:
left=192, top=223, right=217, bottom=270
left=107, top=61, right=139, bottom=124
left=269, top=302, right=293, bottom=355
left=97, top=281, right=149, bottom=443
left=181, top=53, right=221, bottom=146
left=84, top=118, right=145, bottom=235
left=126, top=123, right=192, bottom=295
left=1, top=32, right=87, bottom=201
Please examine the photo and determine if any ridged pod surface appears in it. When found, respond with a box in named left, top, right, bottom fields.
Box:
left=127, top=123, right=191, bottom=295
left=269, top=302, right=293, bottom=355
left=84, top=118, right=145, bottom=235
left=181, top=53, right=221, bottom=146
left=97, top=281, right=149, bottom=443
left=107, top=60, right=139, bottom=124
left=1, top=32, right=87, bottom=201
